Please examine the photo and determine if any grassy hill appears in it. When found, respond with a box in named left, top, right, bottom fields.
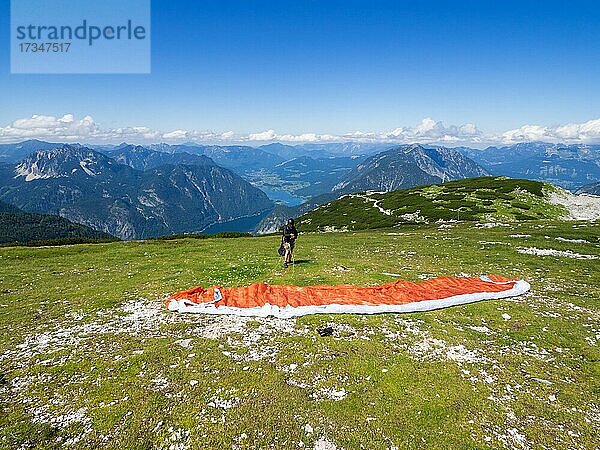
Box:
left=0, top=200, right=116, bottom=245
left=0, top=220, right=598, bottom=449
left=297, top=177, right=570, bottom=232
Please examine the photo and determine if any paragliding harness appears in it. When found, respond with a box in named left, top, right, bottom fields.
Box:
left=279, top=224, right=298, bottom=267
left=278, top=236, right=296, bottom=267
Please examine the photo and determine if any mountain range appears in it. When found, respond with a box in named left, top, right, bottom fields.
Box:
left=149, top=143, right=375, bottom=202
left=576, top=181, right=600, bottom=195
left=458, top=142, right=600, bottom=191
left=0, top=145, right=272, bottom=240
left=0, top=139, right=64, bottom=162
left=0, top=139, right=598, bottom=239
left=254, top=144, right=489, bottom=233
left=4, top=139, right=599, bottom=198
left=105, top=144, right=215, bottom=170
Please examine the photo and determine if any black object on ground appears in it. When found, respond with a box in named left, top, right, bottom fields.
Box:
left=316, top=326, right=334, bottom=337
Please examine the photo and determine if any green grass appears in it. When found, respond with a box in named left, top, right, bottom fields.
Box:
left=0, top=220, right=599, bottom=449
left=297, top=177, right=568, bottom=232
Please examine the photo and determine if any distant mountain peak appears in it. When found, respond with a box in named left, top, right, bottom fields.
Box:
left=14, top=145, right=111, bottom=182
left=333, top=144, right=488, bottom=193
left=576, top=181, right=600, bottom=196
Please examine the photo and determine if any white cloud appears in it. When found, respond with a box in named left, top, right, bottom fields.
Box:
left=1, top=113, right=600, bottom=147
left=161, top=129, right=189, bottom=140
left=500, top=125, right=550, bottom=143
left=1, top=114, right=100, bottom=141
left=380, top=118, right=484, bottom=144
left=248, top=129, right=277, bottom=141
left=500, top=119, right=600, bottom=144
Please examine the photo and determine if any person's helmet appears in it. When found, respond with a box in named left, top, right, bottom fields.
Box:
left=288, top=218, right=295, bottom=225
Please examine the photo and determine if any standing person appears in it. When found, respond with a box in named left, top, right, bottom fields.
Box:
left=282, top=218, right=298, bottom=268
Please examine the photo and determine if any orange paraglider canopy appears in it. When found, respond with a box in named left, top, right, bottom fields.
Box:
left=166, top=275, right=529, bottom=318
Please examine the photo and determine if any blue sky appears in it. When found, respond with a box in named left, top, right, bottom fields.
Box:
left=1, top=0, right=599, bottom=145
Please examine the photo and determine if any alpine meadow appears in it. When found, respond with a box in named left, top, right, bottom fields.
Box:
left=1, top=1, right=600, bottom=449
